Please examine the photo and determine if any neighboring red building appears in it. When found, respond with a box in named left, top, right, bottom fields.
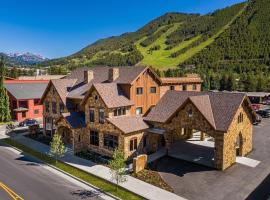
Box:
left=4, top=80, right=49, bottom=122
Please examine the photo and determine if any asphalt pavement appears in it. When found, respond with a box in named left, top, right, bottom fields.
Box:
left=0, top=144, right=104, bottom=200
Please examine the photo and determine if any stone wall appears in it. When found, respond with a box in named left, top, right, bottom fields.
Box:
left=43, top=85, right=68, bottom=135
left=147, top=99, right=253, bottom=170
left=222, top=103, right=253, bottom=170
left=83, top=88, right=145, bottom=159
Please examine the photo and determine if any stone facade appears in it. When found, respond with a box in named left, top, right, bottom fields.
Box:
left=43, top=85, right=68, bottom=135
left=147, top=99, right=253, bottom=170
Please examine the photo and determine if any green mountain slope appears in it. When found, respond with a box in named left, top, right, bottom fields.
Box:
left=179, top=0, right=270, bottom=91
left=40, top=2, right=246, bottom=70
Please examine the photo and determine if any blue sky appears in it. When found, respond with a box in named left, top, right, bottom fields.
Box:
left=0, top=0, right=245, bottom=58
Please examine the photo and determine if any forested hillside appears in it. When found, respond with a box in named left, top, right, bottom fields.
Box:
left=38, top=0, right=270, bottom=92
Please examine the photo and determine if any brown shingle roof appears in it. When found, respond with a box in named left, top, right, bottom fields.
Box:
left=93, top=83, right=134, bottom=108
left=65, top=66, right=148, bottom=99
left=189, top=95, right=216, bottom=129
left=161, top=77, right=203, bottom=85
left=107, top=115, right=149, bottom=134
left=51, top=79, right=77, bottom=105
left=144, top=91, right=249, bottom=132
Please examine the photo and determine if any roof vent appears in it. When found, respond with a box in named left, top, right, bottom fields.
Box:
left=108, top=68, right=119, bottom=82
left=84, top=70, right=94, bottom=83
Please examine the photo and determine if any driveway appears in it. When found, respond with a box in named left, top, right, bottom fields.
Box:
left=157, top=118, right=270, bottom=200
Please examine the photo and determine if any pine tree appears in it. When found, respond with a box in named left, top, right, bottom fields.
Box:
left=0, top=56, right=11, bottom=122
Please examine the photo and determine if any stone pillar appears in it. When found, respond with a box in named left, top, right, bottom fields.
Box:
left=200, top=132, right=206, bottom=141
left=214, top=134, right=224, bottom=170
left=133, top=154, right=147, bottom=173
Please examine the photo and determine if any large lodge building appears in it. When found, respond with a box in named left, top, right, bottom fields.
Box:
left=40, top=66, right=254, bottom=170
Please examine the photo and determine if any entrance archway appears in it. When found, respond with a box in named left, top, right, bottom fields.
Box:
left=236, top=132, right=244, bottom=156
left=57, top=126, right=72, bottom=144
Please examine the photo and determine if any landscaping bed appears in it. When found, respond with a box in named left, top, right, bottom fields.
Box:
left=131, top=168, right=174, bottom=193
left=2, top=138, right=145, bottom=200
left=76, top=150, right=111, bottom=165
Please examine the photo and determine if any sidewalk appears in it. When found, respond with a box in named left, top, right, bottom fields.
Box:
left=12, top=135, right=186, bottom=200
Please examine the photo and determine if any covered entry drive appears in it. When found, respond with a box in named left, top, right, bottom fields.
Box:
left=168, top=132, right=215, bottom=167
left=144, top=91, right=255, bottom=170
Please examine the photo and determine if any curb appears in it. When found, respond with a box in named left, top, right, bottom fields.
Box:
left=1, top=141, right=120, bottom=200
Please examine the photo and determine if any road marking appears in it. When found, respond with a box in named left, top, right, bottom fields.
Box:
left=0, top=182, right=24, bottom=200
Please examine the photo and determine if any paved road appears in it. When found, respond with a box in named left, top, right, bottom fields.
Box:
left=157, top=118, right=270, bottom=200
left=0, top=144, right=103, bottom=200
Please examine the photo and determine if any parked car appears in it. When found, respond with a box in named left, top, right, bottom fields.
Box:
left=19, top=119, right=39, bottom=127
left=256, top=109, right=270, bottom=118
left=253, top=114, right=262, bottom=125
left=252, top=104, right=261, bottom=111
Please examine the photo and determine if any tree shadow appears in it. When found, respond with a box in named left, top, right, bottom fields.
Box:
left=70, top=189, right=101, bottom=199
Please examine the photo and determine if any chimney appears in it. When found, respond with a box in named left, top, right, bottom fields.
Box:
left=84, top=70, right=94, bottom=83
left=108, top=67, right=119, bottom=82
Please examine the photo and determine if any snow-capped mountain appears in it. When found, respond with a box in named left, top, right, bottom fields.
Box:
left=1, top=52, right=49, bottom=66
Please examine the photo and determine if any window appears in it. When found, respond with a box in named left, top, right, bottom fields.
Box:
left=45, top=101, right=50, bottom=113
left=34, top=109, right=39, bottom=114
left=34, top=99, right=39, bottom=105
left=136, top=107, right=143, bottom=115
left=22, top=111, right=26, bottom=118
left=90, top=130, right=99, bottom=146
left=52, top=102, right=57, bottom=114
left=238, top=112, right=244, bottom=123
left=183, top=85, right=187, bottom=91
left=130, top=138, right=138, bottom=151
left=150, top=87, right=156, bottom=94
left=78, top=134, right=81, bottom=142
left=104, top=134, right=118, bottom=150
left=60, top=103, right=65, bottom=113
left=192, top=84, right=197, bottom=91
left=170, top=86, right=175, bottom=90
left=136, top=87, right=143, bottom=95
left=114, top=108, right=126, bottom=116
left=99, top=108, right=105, bottom=124
left=95, top=95, right=99, bottom=102
left=187, top=109, right=193, bottom=118
left=89, top=108, right=95, bottom=123
left=143, top=136, right=147, bottom=148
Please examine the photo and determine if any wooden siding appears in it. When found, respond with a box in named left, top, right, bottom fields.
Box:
left=129, top=68, right=161, bottom=115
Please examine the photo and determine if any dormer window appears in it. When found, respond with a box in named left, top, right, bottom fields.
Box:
left=113, top=107, right=126, bottom=116
left=188, top=109, right=193, bottom=118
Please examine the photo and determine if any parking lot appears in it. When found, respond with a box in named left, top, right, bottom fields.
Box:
left=156, top=118, right=270, bottom=200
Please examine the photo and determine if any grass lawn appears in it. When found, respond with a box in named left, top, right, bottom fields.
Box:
left=2, top=138, right=145, bottom=200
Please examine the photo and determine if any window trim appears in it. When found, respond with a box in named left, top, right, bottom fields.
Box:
left=136, top=87, right=143, bottom=95
left=99, top=108, right=105, bottom=124
left=183, top=84, right=187, bottom=91
left=89, top=108, right=95, bottom=123
left=150, top=86, right=157, bottom=94
left=90, top=130, right=99, bottom=146
left=136, top=107, right=143, bottom=115
left=170, top=85, right=175, bottom=91
left=130, top=137, right=138, bottom=151
left=103, top=133, right=118, bottom=150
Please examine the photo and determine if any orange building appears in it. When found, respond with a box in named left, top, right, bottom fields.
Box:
left=4, top=80, right=49, bottom=122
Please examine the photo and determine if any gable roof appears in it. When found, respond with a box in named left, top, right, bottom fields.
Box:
left=40, top=79, right=77, bottom=105
left=82, top=83, right=134, bottom=108
left=189, top=95, right=216, bottom=129
left=107, top=115, right=149, bottom=134
left=4, top=82, right=48, bottom=99
left=144, top=91, right=251, bottom=132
